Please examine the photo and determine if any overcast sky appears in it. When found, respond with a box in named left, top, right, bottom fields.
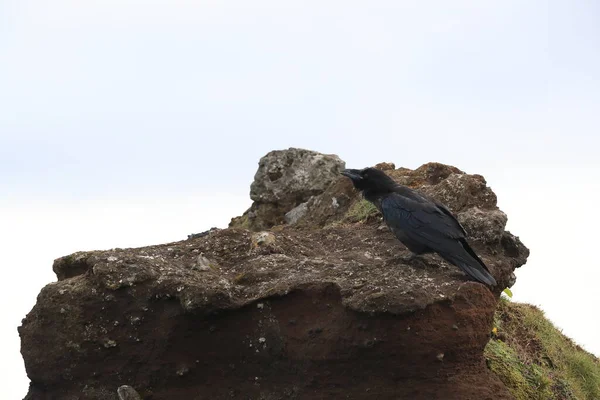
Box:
left=1, top=1, right=599, bottom=398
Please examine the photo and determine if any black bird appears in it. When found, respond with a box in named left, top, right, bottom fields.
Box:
left=341, top=167, right=497, bottom=286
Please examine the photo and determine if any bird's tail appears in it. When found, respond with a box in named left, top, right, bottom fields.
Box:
left=440, top=246, right=497, bottom=286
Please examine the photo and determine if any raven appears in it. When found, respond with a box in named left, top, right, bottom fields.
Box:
left=341, top=167, right=497, bottom=286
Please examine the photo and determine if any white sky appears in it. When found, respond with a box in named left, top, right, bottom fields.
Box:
left=1, top=1, right=599, bottom=398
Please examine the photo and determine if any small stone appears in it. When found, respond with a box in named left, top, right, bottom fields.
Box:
left=436, top=353, right=444, bottom=361
left=452, top=324, right=459, bottom=330
left=251, top=232, right=276, bottom=247
left=107, top=256, right=118, bottom=262
left=284, top=202, right=309, bottom=225
left=374, top=162, right=395, bottom=171
left=258, top=337, right=266, bottom=343
left=176, top=365, right=189, bottom=376
left=256, top=303, right=264, bottom=309
left=103, top=339, right=117, bottom=348
left=117, top=385, right=142, bottom=400
left=194, top=255, right=213, bottom=271
left=507, top=272, right=517, bottom=288
left=190, top=227, right=219, bottom=240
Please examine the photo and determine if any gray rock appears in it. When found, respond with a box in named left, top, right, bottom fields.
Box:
left=250, top=148, right=345, bottom=207
left=117, top=385, right=142, bottom=400
left=251, top=232, right=276, bottom=247
left=284, top=201, right=309, bottom=225
left=194, top=255, right=213, bottom=271
left=507, top=272, right=517, bottom=288
left=457, top=207, right=507, bottom=244
left=187, top=227, right=219, bottom=240
left=230, top=148, right=346, bottom=231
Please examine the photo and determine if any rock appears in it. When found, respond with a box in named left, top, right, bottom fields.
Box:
left=420, top=172, right=497, bottom=212
left=194, top=255, right=213, bottom=271
left=230, top=148, right=345, bottom=230
left=251, top=231, right=276, bottom=247
left=232, top=155, right=509, bottom=235
left=292, top=176, right=357, bottom=228
left=457, top=207, right=507, bottom=244
left=507, top=272, right=517, bottom=288
left=19, top=150, right=529, bottom=400
left=117, top=385, right=142, bottom=400
left=187, top=227, right=219, bottom=240
left=250, top=148, right=345, bottom=205
left=374, top=162, right=396, bottom=171
left=284, top=201, right=309, bottom=225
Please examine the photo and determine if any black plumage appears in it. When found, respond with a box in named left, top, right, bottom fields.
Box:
left=341, top=167, right=497, bottom=286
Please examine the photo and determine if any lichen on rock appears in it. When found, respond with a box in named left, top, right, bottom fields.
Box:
left=230, top=148, right=345, bottom=231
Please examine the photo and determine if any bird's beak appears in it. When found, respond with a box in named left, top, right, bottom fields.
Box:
left=341, top=169, right=362, bottom=181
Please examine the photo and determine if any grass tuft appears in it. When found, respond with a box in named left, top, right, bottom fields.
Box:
left=486, top=300, right=600, bottom=399
left=344, top=199, right=378, bottom=223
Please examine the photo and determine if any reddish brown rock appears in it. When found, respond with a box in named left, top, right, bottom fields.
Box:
left=20, top=150, right=528, bottom=399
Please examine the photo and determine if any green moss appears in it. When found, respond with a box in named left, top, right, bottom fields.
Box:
left=486, top=300, right=600, bottom=400
left=519, top=304, right=600, bottom=399
left=229, top=213, right=251, bottom=229
left=344, top=199, right=378, bottom=223
left=486, top=339, right=553, bottom=399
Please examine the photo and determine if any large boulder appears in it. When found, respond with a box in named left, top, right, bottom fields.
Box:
left=20, top=150, right=529, bottom=399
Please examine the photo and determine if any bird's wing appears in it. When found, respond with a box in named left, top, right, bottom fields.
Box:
left=431, top=201, right=468, bottom=236
left=380, top=193, right=465, bottom=249
left=380, top=191, right=495, bottom=285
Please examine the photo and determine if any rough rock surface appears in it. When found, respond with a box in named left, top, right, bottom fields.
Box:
left=230, top=148, right=345, bottom=230
left=117, top=386, right=142, bottom=400
left=20, top=149, right=529, bottom=399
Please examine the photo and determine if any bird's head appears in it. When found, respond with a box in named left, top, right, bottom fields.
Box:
left=341, top=167, right=397, bottom=193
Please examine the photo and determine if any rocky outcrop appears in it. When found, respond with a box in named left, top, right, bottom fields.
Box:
left=20, top=149, right=529, bottom=399
left=229, top=148, right=345, bottom=230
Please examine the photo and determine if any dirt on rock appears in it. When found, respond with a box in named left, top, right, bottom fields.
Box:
left=20, top=150, right=529, bottom=399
